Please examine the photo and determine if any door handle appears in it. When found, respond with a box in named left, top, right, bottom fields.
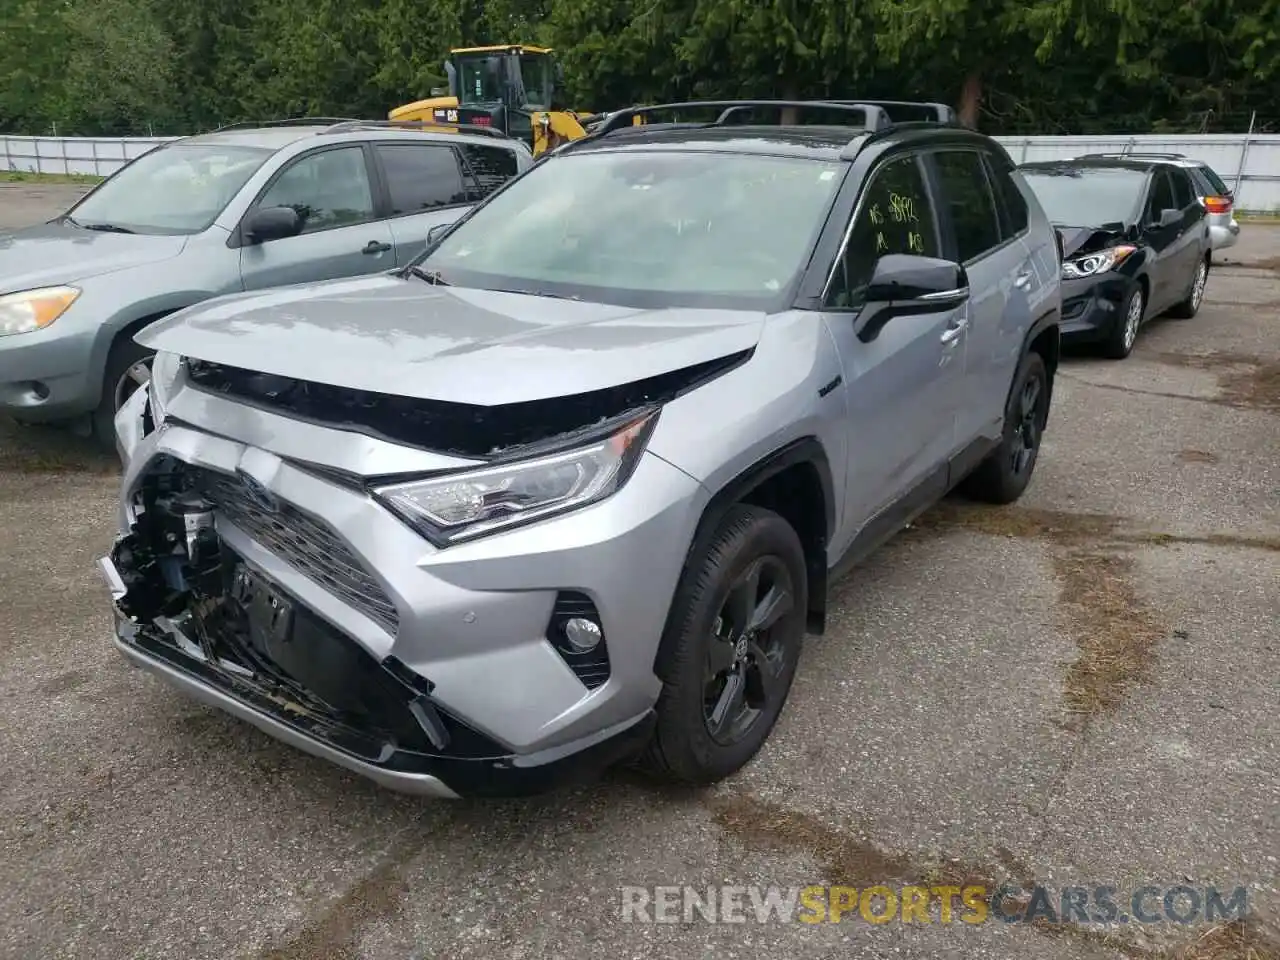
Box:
left=362, top=240, right=392, bottom=255
left=940, top=318, right=968, bottom=345
left=1014, top=270, right=1033, bottom=290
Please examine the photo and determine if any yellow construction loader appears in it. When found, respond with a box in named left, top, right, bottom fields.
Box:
left=389, top=44, right=603, bottom=157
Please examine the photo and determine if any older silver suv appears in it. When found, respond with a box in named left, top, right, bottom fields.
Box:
left=0, top=119, right=532, bottom=445
left=102, top=100, right=1062, bottom=798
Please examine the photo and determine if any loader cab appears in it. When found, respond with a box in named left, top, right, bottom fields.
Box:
left=439, top=45, right=565, bottom=143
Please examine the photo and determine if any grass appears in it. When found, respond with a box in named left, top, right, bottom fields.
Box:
left=1, top=170, right=103, bottom=185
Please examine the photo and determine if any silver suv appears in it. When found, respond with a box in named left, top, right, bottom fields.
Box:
left=0, top=119, right=532, bottom=446
left=101, top=100, right=1062, bottom=798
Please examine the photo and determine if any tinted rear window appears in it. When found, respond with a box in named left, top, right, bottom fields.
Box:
left=1196, top=163, right=1232, bottom=196
left=375, top=143, right=467, bottom=213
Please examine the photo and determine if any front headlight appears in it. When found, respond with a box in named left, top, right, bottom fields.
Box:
left=374, top=410, right=658, bottom=545
left=1061, top=245, right=1136, bottom=280
left=0, top=285, right=80, bottom=337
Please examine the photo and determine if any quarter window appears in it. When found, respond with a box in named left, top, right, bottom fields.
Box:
left=375, top=143, right=469, bottom=214
left=826, top=154, right=939, bottom=308
left=459, top=144, right=519, bottom=201
left=257, top=147, right=375, bottom=234
left=932, top=150, right=1003, bottom=262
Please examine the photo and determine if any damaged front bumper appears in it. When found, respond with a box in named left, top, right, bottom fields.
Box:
left=100, top=541, right=656, bottom=798
left=99, top=399, right=699, bottom=798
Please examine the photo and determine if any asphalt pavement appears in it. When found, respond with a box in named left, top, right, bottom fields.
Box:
left=1, top=183, right=1277, bottom=960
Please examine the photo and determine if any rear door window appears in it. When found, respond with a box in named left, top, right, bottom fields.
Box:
left=1168, top=168, right=1195, bottom=210
left=931, top=150, right=1003, bottom=262
left=983, top=154, right=1029, bottom=238
left=374, top=143, right=469, bottom=214
left=458, top=144, right=520, bottom=201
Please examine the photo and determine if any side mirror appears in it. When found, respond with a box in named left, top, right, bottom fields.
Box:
left=427, top=223, right=451, bottom=246
left=857, top=254, right=968, bottom=343
left=243, top=205, right=302, bottom=244
left=1158, top=208, right=1181, bottom=228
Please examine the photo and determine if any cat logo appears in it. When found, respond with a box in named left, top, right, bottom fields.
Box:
left=446, top=109, right=459, bottom=123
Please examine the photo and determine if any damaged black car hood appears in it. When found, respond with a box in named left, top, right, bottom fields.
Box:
left=1056, top=223, right=1131, bottom=259
left=136, top=273, right=766, bottom=406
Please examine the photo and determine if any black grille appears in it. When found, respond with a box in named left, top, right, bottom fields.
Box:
left=548, top=591, right=610, bottom=690
left=190, top=467, right=400, bottom=634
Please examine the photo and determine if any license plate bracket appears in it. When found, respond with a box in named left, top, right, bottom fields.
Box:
left=231, top=564, right=294, bottom=652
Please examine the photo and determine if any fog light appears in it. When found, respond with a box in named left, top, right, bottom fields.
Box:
left=563, top=617, right=603, bottom=653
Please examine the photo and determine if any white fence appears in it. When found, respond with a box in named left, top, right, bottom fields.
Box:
left=3, top=130, right=1279, bottom=211
left=1, top=134, right=176, bottom=178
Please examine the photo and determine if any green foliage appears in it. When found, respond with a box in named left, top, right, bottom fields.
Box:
left=0, top=0, right=1275, bottom=136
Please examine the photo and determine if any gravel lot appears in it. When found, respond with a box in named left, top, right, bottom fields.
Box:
left=1, top=183, right=1277, bottom=960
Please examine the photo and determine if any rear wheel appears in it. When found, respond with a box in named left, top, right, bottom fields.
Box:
left=958, top=351, right=1049, bottom=505
left=1167, top=256, right=1209, bottom=319
left=1102, top=285, right=1144, bottom=360
left=91, top=337, right=153, bottom=451
left=640, top=504, right=808, bottom=785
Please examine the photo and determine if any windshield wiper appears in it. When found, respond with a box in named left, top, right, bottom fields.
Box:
left=403, top=264, right=449, bottom=285
left=80, top=222, right=136, bottom=234
left=488, top=286, right=582, bottom=301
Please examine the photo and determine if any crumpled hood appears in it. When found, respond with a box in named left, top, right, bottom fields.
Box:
left=1056, top=223, right=1129, bottom=260
left=0, top=223, right=187, bottom=292
left=137, top=273, right=766, bottom=405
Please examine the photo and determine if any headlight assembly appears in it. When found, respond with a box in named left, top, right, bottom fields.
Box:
left=0, top=285, right=80, bottom=337
left=374, top=410, right=658, bottom=545
left=1061, top=245, right=1136, bottom=280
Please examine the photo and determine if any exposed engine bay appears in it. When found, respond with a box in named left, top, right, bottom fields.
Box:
left=107, top=458, right=501, bottom=767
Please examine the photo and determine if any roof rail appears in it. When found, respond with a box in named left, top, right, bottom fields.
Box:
left=824, top=99, right=957, bottom=124
left=208, top=118, right=363, bottom=133
left=322, top=118, right=514, bottom=140
left=1076, top=151, right=1186, bottom=160
left=590, top=99, right=894, bottom=139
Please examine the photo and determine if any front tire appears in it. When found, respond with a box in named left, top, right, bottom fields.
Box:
left=1102, top=285, right=1144, bottom=360
left=640, top=504, right=808, bottom=785
left=92, top=337, right=153, bottom=452
left=958, top=351, right=1049, bottom=505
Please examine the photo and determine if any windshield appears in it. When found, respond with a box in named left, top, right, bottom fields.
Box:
left=67, top=143, right=271, bottom=235
left=417, top=150, right=844, bottom=309
left=520, top=53, right=554, bottom=108
left=1019, top=167, right=1148, bottom=227
left=457, top=55, right=505, bottom=104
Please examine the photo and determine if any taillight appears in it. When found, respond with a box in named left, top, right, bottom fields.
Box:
left=1203, top=196, right=1232, bottom=215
